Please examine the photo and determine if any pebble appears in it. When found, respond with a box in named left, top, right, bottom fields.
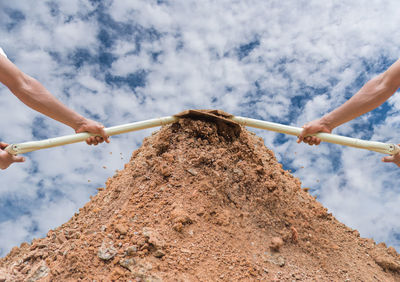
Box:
left=126, top=245, right=138, bottom=256
left=98, top=242, right=117, bottom=261
left=115, top=224, right=128, bottom=235
left=119, top=258, right=136, bottom=272
left=187, top=169, right=198, bottom=176
left=153, top=249, right=165, bottom=258
left=26, top=263, right=49, bottom=282
left=270, top=237, right=284, bottom=252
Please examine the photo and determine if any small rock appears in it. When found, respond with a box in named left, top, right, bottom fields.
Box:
left=233, top=168, right=244, bottom=177
left=388, top=246, right=398, bottom=257
left=142, top=227, right=165, bottom=248
left=26, top=263, right=50, bottom=282
left=373, top=255, right=400, bottom=272
left=170, top=208, right=192, bottom=232
left=153, top=249, right=165, bottom=258
left=270, top=237, right=284, bottom=252
left=126, top=245, right=138, bottom=256
left=119, top=258, right=136, bottom=272
left=173, top=222, right=183, bottom=232
left=115, top=224, right=128, bottom=235
left=98, top=241, right=117, bottom=261
left=272, top=255, right=285, bottom=267
left=187, top=168, right=198, bottom=176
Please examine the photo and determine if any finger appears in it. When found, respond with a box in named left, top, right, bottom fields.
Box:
left=91, top=136, right=102, bottom=146
left=304, top=136, right=312, bottom=144
left=86, top=137, right=95, bottom=145
left=382, top=156, right=395, bottom=163
left=311, top=137, right=320, bottom=145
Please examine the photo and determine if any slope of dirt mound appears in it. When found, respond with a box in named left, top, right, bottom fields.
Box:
left=1, top=113, right=400, bottom=281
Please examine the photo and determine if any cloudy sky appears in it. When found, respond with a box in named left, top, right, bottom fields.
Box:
left=1, top=0, right=400, bottom=256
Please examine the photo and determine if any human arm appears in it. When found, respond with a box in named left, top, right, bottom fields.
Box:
left=0, top=53, right=109, bottom=145
left=298, top=59, right=400, bottom=144
left=297, top=59, right=400, bottom=165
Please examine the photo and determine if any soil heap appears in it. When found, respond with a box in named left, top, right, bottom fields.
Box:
left=1, top=111, right=400, bottom=281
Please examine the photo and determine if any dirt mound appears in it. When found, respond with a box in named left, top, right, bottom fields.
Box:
left=1, top=113, right=400, bottom=281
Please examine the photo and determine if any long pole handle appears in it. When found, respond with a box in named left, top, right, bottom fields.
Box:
left=5, top=116, right=178, bottom=155
left=4, top=115, right=400, bottom=155
left=231, top=116, right=400, bottom=155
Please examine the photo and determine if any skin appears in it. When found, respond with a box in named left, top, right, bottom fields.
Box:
left=0, top=52, right=109, bottom=170
left=297, top=59, right=400, bottom=166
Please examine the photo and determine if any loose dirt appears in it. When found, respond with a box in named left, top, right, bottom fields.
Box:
left=1, top=111, right=400, bottom=281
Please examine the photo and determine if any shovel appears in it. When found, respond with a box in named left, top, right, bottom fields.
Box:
left=5, top=110, right=400, bottom=155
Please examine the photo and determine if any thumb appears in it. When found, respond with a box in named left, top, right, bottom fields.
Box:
left=0, top=142, right=9, bottom=149
left=12, top=155, right=26, bottom=163
left=297, top=127, right=307, bottom=143
left=99, top=127, right=110, bottom=143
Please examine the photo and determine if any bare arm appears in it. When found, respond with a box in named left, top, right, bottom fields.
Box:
left=297, top=59, right=400, bottom=166
left=320, top=59, right=400, bottom=130
left=0, top=54, right=109, bottom=141
left=0, top=52, right=109, bottom=169
left=0, top=55, right=85, bottom=129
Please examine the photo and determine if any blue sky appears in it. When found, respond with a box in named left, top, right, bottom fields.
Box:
left=1, top=0, right=400, bottom=256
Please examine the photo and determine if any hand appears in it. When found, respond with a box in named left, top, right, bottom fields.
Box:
left=75, top=118, right=110, bottom=146
left=297, top=119, right=332, bottom=146
left=382, top=147, right=400, bottom=167
left=0, top=142, right=25, bottom=170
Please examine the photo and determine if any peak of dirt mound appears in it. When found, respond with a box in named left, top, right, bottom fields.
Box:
left=1, top=112, right=400, bottom=281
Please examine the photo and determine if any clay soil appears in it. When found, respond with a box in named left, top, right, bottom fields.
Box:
left=1, top=112, right=400, bottom=281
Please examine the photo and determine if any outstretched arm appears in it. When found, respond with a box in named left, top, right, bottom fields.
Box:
left=0, top=53, right=109, bottom=145
left=297, top=59, right=400, bottom=166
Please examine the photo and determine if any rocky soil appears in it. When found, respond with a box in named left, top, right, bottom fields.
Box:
left=1, top=111, right=400, bottom=281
